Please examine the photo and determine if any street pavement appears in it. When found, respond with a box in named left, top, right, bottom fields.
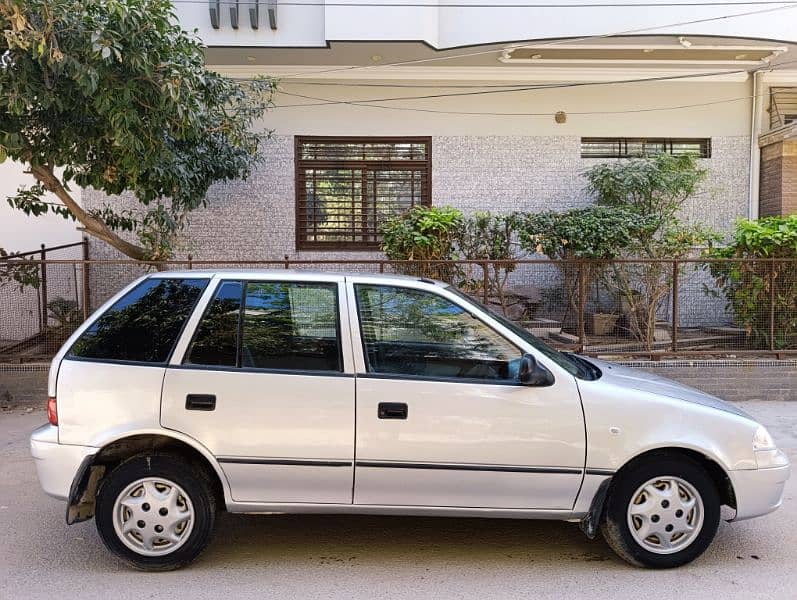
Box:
left=1, top=401, right=795, bottom=600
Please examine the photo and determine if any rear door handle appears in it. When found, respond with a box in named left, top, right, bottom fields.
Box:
left=186, top=394, right=216, bottom=411
left=378, top=402, right=408, bottom=420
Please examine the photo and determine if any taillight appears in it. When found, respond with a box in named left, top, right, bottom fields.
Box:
left=47, top=396, right=58, bottom=426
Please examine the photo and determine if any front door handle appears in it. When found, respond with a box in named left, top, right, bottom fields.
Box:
left=186, top=394, right=216, bottom=411
left=378, top=402, right=408, bottom=420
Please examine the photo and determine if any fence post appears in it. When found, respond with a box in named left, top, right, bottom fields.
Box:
left=379, top=261, right=384, bottom=274
left=770, top=259, right=777, bottom=352
left=284, top=254, right=290, bottom=269
left=671, top=260, right=679, bottom=352
left=577, top=261, right=586, bottom=353
left=482, top=261, right=489, bottom=303
left=81, top=236, right=90, bottom=321
left=39, top=244, right=48, bottom=334
left=187, top=254, right=193, bottom=270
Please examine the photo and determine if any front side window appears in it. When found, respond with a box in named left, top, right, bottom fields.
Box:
left=184, top=280, right=342, bottom=372
left=295, top=137, right=431, bottom=249
left=68, top=278, right=208, bottom=363
left=355, top=284, right=521, bottom=381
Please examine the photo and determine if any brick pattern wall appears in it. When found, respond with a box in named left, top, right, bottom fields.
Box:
left=83, top=134, right=751, bottom=261
left=432, top=136, right=749, bottom=232
left=758, top=132, right=797, bottom=217
left=782, top=140, right=797, bottom=215
left=759, top=142, right=784, bottom=217
left=627, top=361, right=797, bottom=402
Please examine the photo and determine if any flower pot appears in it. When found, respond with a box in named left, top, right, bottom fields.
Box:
left=586, top=312, right=619, bottom=336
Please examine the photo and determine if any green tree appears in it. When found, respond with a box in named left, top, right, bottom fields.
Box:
left=584, top=153, right=717, bottom=349
left=0, top=0, right=276, bottom=260
left=515, top=205, right=658, bottom=334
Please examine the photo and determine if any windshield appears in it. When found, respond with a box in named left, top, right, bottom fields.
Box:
left=445, top=286, right=601, bottom=381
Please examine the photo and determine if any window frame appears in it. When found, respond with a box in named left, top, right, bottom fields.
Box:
left=352, top=282, right=527, bottom=385
left=580, top=137, right=712, bottom=159
left=294, top=135, right=433, bottom=251
left=178, top=277, right=347, bottom=376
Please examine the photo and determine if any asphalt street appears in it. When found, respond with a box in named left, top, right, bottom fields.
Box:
left=1, top=401, right=795, bottom=600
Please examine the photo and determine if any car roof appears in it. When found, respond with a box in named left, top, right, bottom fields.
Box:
left=146, top=269, right=448, bottom=287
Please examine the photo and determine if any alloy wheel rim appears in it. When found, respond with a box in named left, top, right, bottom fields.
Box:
left=112, top=477, right=195, bottom=557
left=626, top=475, right=704, bottom=555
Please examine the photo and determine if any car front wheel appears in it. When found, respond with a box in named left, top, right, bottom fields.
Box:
left=600, top=456, right=721, bottom=568
left=95, top=454, right=217, bottom=571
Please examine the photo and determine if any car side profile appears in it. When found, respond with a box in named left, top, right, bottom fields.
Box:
left=31, top=271, right=790, bottom=571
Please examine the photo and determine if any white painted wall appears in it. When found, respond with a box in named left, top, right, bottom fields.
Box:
left=265, top=79, right=753, bottom=137
left=0, top=162, right=82, bottom=253
left=179, top=1, right=797, bottom=48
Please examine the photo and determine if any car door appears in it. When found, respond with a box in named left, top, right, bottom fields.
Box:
left=349, top=280, right=586, bottom=510
left=161, top=275, right=355, bottom=505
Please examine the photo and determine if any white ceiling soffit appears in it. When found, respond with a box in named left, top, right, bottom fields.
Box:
left=212, top=64, right=752, bottom=83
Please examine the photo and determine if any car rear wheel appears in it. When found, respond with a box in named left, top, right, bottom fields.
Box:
left=600, top=456, right=721, bottom=568
left=95, top=454, right=216, bottom=571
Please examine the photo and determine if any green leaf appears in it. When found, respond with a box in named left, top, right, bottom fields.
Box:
left=0, top=0, right=276, bottom=260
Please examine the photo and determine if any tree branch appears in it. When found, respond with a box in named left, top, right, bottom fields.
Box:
left=28, top=164, right=147, bottom=260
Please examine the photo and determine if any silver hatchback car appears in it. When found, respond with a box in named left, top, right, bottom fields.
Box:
left=31, top=271, right=789, bottom=570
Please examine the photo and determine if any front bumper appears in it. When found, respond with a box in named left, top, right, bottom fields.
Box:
left=729, top=450, right=791, bottom=521
left=30, top=424, right=96, bottom=500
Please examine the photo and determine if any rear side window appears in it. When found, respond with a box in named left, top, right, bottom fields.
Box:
left=68, top=278, right=208, bottom=363
left=184, top=281, right=243, bottom=367
left=184, top=280, right=342, bottom=372
left=242, top=282, right=341, bottom=371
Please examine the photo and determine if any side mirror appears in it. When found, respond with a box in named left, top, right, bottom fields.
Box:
left=518, top=354, right=555, bottom=387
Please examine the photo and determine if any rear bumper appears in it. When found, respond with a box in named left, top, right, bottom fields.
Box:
left=729, top=452, right=791, bottom=521
left=30, top=425, right=96, bottom=500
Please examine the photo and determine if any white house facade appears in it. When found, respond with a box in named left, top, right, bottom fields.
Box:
left=6, top=1, right=797, bottom=259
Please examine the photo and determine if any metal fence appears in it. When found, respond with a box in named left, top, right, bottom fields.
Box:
left=0, top=240, right=89, bottom=362
left=1, top=254, right=795, bottom=362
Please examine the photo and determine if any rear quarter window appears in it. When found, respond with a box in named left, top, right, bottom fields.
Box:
left=67, top=278, right=208, bottom=364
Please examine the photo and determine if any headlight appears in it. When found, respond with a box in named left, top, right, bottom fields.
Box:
left=753, top=425, right=777, bottom=451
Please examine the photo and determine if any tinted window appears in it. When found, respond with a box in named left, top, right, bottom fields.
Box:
left=183, top=280, right=342, bottom=372
left=184, top=281, right=243, bottom=367
left=241, top=282, right=341, bottom=372
left=355, top=285, right=521, bottom=380
left=68, top=278, right=208, bottom=363
left=445, top=286, right=592, bottom=379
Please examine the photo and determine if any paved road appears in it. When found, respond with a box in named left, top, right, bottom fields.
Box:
left=1, top=402, right=796, bottom=600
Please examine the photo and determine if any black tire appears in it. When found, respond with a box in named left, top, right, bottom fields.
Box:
left=600, top=455, right=721, bottom=569
left=95, top=454, right=217, bottom=571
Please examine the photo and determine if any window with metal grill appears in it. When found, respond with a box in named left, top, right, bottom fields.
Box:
left=295, top=136, right=432, bottom=250
left=580, top=138, right=711, bottom=159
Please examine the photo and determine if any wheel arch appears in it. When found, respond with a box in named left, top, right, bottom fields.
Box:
left=613, top=446, right=736, bottom=510
left=67, top=430, right=230, bottom=525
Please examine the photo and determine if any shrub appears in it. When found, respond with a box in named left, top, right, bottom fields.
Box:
left=457, top=212, right=519, bottom=308
left=707, top=216, right=797, bottom=349
left=380, top=205, right=463, bottom=279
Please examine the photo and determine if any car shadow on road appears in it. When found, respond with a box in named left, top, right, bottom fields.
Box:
left=201, top=513, right=619, bottom=568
